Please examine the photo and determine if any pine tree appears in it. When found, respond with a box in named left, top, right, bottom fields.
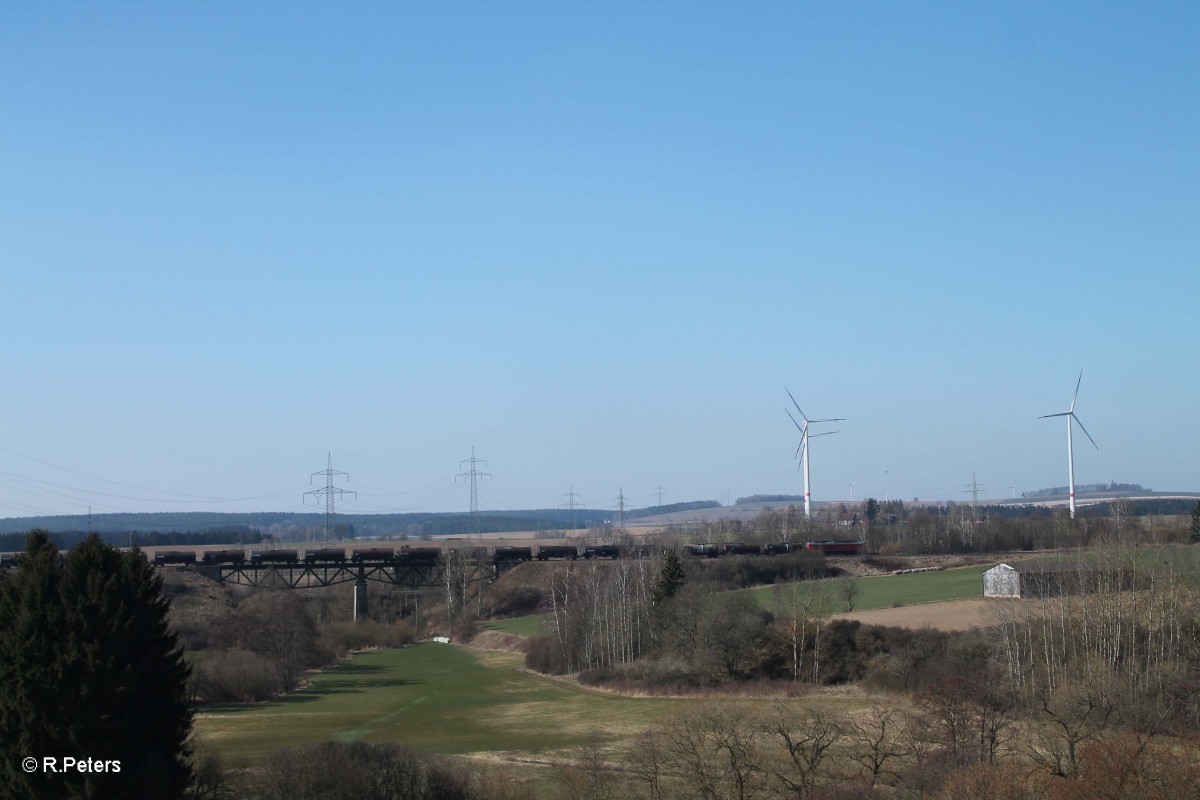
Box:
left=0, top=531, right=71, bottom=800
left=653, top=551, right=686, bottom=605
left=1191, top=500, right=1200, bottom=543
left=0, top=532, right=193, bottom=799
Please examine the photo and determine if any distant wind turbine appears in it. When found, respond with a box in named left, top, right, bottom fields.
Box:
left=785, top=387, right=844, bottom=519
left=1039, top=371, right=1099, bottom=519
left=850, top=478, right=860, bottom=502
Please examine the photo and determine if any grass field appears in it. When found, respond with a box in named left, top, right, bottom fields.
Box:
left=484, top=614, right=549, bottom=637
left=745, top=563, right=990, bottom=612
left=194, top=643, right=681, bottom=767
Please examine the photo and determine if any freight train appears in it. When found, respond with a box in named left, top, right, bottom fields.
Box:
left=8, top=539, right=868, bottom=572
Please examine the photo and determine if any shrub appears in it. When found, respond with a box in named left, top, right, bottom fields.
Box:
left=524, top=635, right=568, bottom=675
left=487, top=585, right=544, bottom=617
left=196, top=648, right=281, bottom=703
left=246, top=740, right=532, bottom=800
left=319, top=620, right=416, bottom=657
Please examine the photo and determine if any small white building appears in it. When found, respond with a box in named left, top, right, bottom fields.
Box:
left=983, top=563, right=1020, bottom=598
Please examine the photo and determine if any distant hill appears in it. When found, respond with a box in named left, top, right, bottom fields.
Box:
left=0, top=504, right=712, bottom=541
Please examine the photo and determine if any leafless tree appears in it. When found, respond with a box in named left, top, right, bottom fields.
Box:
left=846, top=703, right=911, bottom=787
left=760, top=703, right=844, bottom=799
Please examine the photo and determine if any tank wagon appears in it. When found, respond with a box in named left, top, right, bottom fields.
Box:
left=250, top=550, right=299, bottom=565
left=536, top=545, right=579, bottom=561
left=304, top=548, right=347, bottom=564
left=154, top=551, right=198, bottom=565
left=687, top=543, right=720, bottom=558
left=583, top=545, right=621, bottom=559
left=202, top=550, right=246, bottom=565
left=399, top=547, right=441, bottom=564
left=351, top=548, right=396, bottom=564
left=493, top=546, right=533, bottom=563
left=722, top=542, right=762, bottom=556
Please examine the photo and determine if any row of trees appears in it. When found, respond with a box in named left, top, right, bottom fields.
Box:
left=674, top=502, right=1195, bottom=555
left=561, top=691, right=1200, bottom=800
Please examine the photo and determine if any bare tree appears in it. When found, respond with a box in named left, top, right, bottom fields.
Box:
left=657, top=704, right=766, bottom=800
left=846, top=703, right=911, bottom=787
left=838, top=577, right=860, bottom=612
left=760, top=703, right=844, bottom=799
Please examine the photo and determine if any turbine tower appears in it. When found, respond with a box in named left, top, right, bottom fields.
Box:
left=1039, top=371, right=1099, bottom=519
left=785, top=387, right=843, bottom=519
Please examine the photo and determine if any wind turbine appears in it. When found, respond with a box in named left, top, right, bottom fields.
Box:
left=785, top=387, right=844, bottom=519
left=1039, top=371, right=1099, bottom=519
left=850, top=478, right=860, bottom=502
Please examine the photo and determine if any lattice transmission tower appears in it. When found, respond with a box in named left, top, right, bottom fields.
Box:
left=561, top=485, right=581, bottom=531
left=456, top=447, right=490, bottom=537
left=304, top=452, right=356, bottom=544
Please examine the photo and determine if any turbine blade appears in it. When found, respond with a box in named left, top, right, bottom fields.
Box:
left=1073, top=414, right=1099, bottom=451
left=785, top=387, right=808, bottom=422
left=1039, top=412, right=1071, bottom=419
left=1071, top=370, right=1083, bottom=412
left=809, top=430, right=838, bottom=438
left=809, top=417, right=846, bottom=423
left=785, top=408, right=805, bottom=433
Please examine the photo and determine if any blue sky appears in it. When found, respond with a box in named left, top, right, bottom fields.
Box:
left=1, top=2, right=1196, bottom=518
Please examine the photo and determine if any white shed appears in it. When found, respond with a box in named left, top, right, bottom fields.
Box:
left=983, top=564, right=1020, bottom=598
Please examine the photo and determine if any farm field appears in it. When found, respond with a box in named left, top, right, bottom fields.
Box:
left=830, top=597, right=994, bottom=631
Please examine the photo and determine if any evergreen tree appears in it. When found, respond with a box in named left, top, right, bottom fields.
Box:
left=1191, top=500, right=1200, bottom=543
left=0, top=531, right=70, bottom=800
left=0, top=532, right=193, bottom=799
left=653, top=551, right=686, bottom=605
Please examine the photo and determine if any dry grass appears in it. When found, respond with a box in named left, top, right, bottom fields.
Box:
left=830, top=597, right=996, bottom=631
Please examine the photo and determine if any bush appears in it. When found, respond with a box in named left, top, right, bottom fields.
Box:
left=196, top=648, right=281, bottom=703
left=487, top=585, right=544, bottom=617
left=246, top=740, right=533, bottom=800
left=524, top=635, right=567, bottom=675
left=319, top=620, right=416, bottom=657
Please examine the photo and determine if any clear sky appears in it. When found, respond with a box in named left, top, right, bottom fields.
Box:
left=1, top=2, right=1196, bottom=519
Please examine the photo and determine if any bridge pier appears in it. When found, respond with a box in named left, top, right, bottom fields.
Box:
left=353, top=578, right=368, bottom=622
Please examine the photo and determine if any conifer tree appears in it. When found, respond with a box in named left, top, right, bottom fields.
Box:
left=0, top=531, right=70, bottom=800
left=0, top=532, right=193, bottom=799
left=653, top=551, right=686, bottom=605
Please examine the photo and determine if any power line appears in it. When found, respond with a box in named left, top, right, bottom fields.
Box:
left=456, top=446, right=491, bottom=537
left=965, top=472, right=985, bottom=524
left=613, top=487, right=628, bottom=529
left=561, top=485, right=581, bottom=531
left=303, top=452, right=356, bottom=544
left=652, top=483, right=668, bottom=508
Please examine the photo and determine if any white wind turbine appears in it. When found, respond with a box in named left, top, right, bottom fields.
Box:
left=1039, top=371, right=1099, bottom=519
left=850, top=478, right=860, bottom=502
left=785, top=387, right=844, bottom=519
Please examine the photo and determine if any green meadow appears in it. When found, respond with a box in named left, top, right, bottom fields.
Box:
left=745, top=563, right=990, bottom=612
left=194, top=643, right=678, bottom=767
